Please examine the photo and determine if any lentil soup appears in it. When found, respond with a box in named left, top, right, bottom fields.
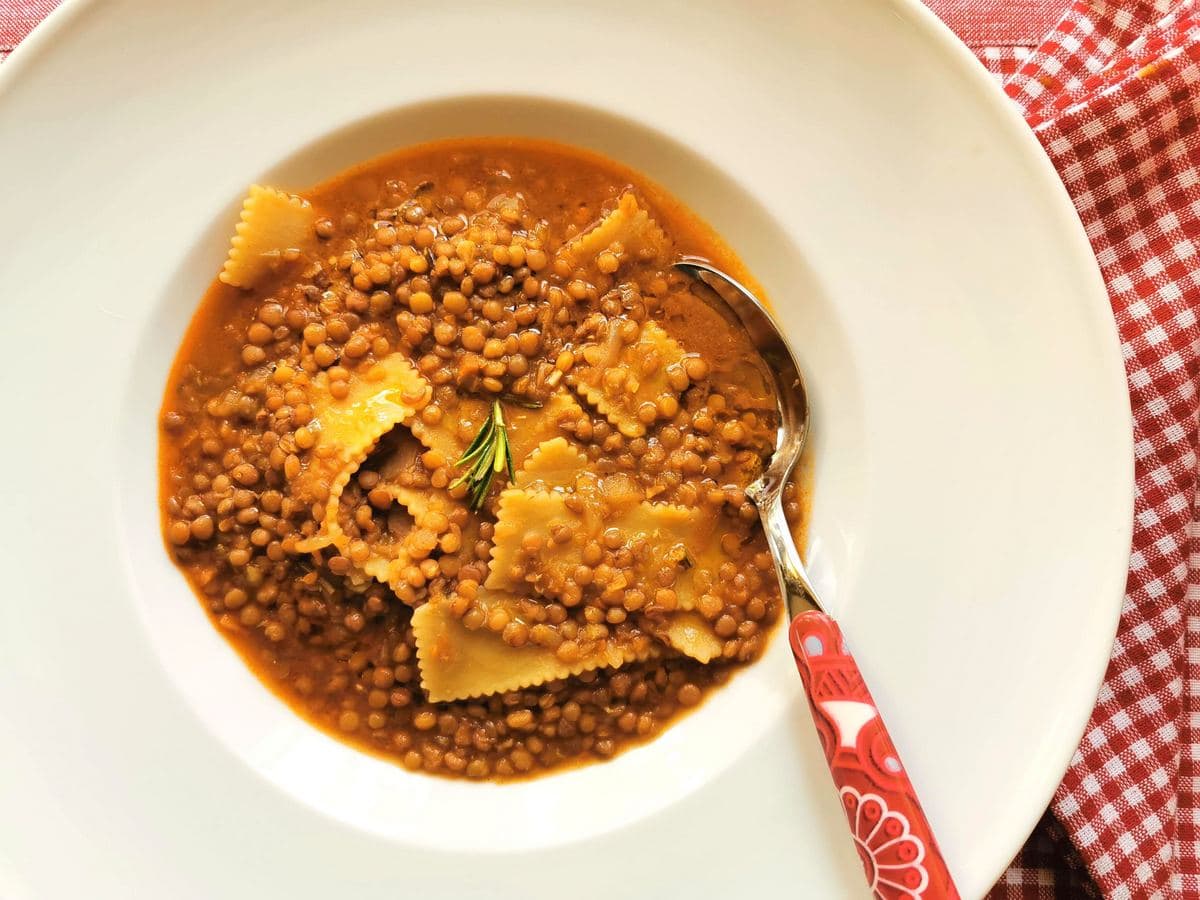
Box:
left=159, top=138, right=808, bottom=780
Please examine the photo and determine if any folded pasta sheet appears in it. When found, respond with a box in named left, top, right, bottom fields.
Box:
left=567, top=318, right=690, bottom=438
left=556, top=192, right=668, bottom=274
left=657, top=611, right=724, bottom=664
left=484, top=437, right=729, bottom=662
left=354, top=432, right=450, bottom=595
left=413, top=593, right=656, bottom=702
left=291, top=355, right=431, bottom=556
left=515, top=436, right=588, bottom=489
left=219, top=185, right=316, bottom=288
left=488, top=470, right=702, bottom=597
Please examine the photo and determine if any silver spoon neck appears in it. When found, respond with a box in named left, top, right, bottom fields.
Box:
left=756, top=489, right=822, bottom=618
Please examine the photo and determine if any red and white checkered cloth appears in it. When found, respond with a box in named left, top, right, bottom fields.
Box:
left=3, top=1, right=1197, bottom=897
left=940, top=2, right=1200, bottom=898
left=0, top=1, right=53, bottom=62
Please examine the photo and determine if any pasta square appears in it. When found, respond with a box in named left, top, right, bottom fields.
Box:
left=291, top=355, right=431, bottom=556
left=413, top=593, right=656, bottom=702
left=556, top=191, right=669, bottom=275
left=567, top=318, right=690, bottom=438
left=219, top=185, right=317, bottom=288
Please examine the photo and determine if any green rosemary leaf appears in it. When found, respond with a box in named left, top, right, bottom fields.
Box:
left=451, top=400, right=517, bottom=511
left=505, top=439, right=517, bottom=481
left=497, top=393, right=544, bottom=410
left=471, top=475, right=491, bottom=508
left=492, top=422, right=507, bottom=475
left=456, top=416, right=494, bottom=466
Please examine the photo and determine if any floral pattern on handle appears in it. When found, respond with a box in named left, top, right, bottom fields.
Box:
left=790, top=610, right=961, bottom=900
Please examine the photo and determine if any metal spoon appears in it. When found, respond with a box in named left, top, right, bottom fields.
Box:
left=675, top=257, right=960, bottom=900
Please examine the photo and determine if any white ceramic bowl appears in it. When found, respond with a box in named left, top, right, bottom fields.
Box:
left=0, top=1, right=1131, bottom=897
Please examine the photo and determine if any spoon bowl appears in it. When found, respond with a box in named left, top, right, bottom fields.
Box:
left=674, top=257, right=819, bottom=617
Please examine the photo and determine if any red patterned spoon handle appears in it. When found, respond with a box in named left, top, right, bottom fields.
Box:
left=790, top=609, right=960, bottom=900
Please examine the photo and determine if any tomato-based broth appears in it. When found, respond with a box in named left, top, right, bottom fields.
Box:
left=159, top=138, right=808, bottom=780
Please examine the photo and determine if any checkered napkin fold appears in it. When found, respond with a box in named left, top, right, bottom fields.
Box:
left=0, top=1, right=57, bottom=62
left=971, top=2, right=1200, bottom=898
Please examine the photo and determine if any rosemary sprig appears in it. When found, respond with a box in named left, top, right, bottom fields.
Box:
left=450, top=400, right=516, bottom=510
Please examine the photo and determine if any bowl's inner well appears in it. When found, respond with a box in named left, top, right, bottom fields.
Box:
left=117, top=95, right=865, bottom=851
